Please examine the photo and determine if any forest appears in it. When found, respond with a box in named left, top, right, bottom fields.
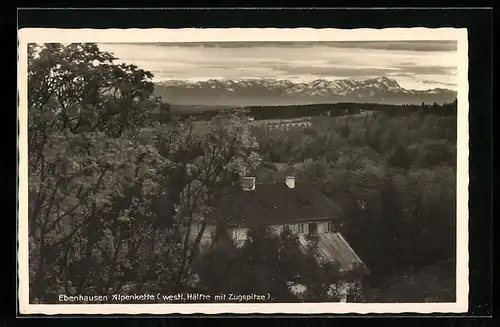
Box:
left=26, top=43, right=457, bottom=304
left=250, top=107, right=457, bottom=302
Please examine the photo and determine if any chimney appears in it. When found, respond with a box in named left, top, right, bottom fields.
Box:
left=241, top=177, right=256, bottom=191
left=285, top=176, right=295, bottom=189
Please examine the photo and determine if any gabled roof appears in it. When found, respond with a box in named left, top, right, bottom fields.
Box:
left=298, top=232, right=369, bottom=274
left=208, top=182, right=344, bottom=226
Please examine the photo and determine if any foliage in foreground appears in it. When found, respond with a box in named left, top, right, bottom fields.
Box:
left=27, top=43, right=261, bottom=302
left=364, top=259, right=456, bottom=303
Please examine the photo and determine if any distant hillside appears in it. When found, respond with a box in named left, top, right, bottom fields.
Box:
left=180, top=101, right=458, bottom=122
left=155, top=77, right=457, bottom=106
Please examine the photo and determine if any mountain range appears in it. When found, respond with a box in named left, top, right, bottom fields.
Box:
left=154, top=77, right=457, bottom=106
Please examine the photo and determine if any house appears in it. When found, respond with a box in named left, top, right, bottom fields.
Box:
left=188, top=176, right=369, bottom=301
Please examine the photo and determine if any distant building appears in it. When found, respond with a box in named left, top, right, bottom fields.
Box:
left=187, top=176, right=369, bottom=302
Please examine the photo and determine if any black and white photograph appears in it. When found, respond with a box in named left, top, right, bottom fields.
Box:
left=18, top=28, right=469, bottom=314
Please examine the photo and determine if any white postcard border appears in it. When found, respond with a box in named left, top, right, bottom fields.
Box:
left=17, top=27, right=469, bottom=315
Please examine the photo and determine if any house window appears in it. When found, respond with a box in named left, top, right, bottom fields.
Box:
left=297, top=224, right=305, bottom=234
left=327, top=222, right=334, bottom=232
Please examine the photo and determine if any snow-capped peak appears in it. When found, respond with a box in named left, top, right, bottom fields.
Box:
left=155, top=77, right=456, bottom=105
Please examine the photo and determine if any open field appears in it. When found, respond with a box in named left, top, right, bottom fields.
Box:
left=171, top=104, right=235, bottom=114
left=191, top=109, right=391, bottom=134
left=249, top=117, right=313, bottom=129
left=191, top=117, right=314, bottom=132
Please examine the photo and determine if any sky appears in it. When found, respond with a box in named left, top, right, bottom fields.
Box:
left=98, top=41, right=458, bottom=90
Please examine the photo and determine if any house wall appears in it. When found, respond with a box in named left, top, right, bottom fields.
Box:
left=188, top=222, right=217, bottom=247
left=225, top=221, right=334, bottom=242
left=228, top=226, right=250, bottom=245
left=269, top=221, right=334, bottom=236
left=188, top=220, right=334, bottom=245
left=188, top=223, right=250, bottom=246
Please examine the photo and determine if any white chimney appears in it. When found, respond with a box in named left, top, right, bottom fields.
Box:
left=241, top=177, right=256, bottom=191
left=285, top=176, right=295, bottom=189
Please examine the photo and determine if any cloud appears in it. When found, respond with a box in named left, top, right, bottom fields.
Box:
left=316, top=41, right=457, bottom=52
left=121, top=40, right=457, bottom=52
left=271, top=63, right=455, bottom=78
left=394, top=65, right=456, bottom=76
left=271, top=65, right=402, bottom=77
left=419, top=79, right=457, bottom=87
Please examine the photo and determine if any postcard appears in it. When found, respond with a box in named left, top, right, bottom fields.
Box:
left=17, top=27, right=469, bottom=315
